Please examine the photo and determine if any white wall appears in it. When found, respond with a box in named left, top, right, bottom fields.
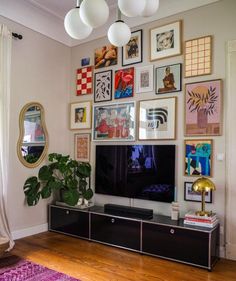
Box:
left=70, top=0, right=236, bottom=254
left=0, top=16, right=71, bottom=235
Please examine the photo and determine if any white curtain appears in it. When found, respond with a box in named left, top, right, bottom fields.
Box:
left=0, top=24, right=14, bottom=249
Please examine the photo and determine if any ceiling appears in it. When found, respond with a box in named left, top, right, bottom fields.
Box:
left=0, top=0, right=220, bottom=47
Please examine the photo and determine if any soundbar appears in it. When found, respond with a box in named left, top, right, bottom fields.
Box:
left=104, top=204, right=153, bottom=220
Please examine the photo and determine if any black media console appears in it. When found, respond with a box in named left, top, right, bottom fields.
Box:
left=49, top=204, right=219, bottom=271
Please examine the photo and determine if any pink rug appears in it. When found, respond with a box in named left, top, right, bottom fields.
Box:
left=0, top=255, right=81, bottom=281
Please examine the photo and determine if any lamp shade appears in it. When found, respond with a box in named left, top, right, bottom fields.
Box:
left=64, top=7, right=93, bottom=40
left=80, top=0, right=109, bottom=28
left=140, top=0, right=159, bottom=17
left=118, top=0, right=146, bottom=17
left=107, top=20, right=131, bottom=47
left=192, top=177, right=216, bottom=192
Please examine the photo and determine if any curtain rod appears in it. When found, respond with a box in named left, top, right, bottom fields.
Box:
left=12, top=32, right=23, bottom=40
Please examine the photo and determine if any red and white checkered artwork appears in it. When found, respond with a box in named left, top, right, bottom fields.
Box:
left=76, top=66, right=93, bottom=95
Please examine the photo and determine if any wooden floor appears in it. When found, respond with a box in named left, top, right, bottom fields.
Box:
left=11, top=231, right=236, bottom=281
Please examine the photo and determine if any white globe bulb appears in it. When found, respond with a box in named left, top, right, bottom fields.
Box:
left=108, top=21, right=131, bottom=47
left=64, top=8, right=92, bottom=40
left=118, top=0, right=146, bottom=17
left=140, top=0, right=159, bottom=17
left=80, top=0, right=109, bottom=28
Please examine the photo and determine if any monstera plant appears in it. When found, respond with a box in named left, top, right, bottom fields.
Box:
left=23, top=153, right=93, bottom=206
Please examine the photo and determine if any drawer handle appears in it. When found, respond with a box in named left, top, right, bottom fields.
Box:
left=66, top=210, right=70, bottom=215
left=111, top=218, right=115, bottom=223
left=170, top=228, right=175, bottom=234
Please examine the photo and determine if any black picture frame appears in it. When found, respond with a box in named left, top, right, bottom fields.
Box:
left=94, top=70, right=113, bottom=103
left=184, top=181, right=212, bottom=203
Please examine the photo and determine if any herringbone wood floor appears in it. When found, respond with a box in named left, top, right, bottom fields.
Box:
left=11, top=232, right=236, bottom=281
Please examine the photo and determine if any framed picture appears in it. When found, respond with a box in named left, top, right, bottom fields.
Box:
left=114, top=67, right=134, bottom=99
left=122, top=29, right=143, bottom=66
left=81, top=57, right=90, bottom=66
left=184, top=139, right=213, bottom=177
left=93, top=101, right=135, bottom=141
left=150, top=20, right=182, bottom=61
left=94, top=44, right=118, bottom=69
left=74, top=133, right=90, bottom=162
left=136, top=65, right=154, bottom=93
left=70, top=101, right=91, bottom=130
left=156, top=63, right=182, bottom=94
left=184, top=35, right=212, bottom=78
left=184, top=182, right=212, bottom=203
left=94, top=70, right=112, bottom=103
left=138, top=97, right=176, bottom=140
left=76, top=66, right=93, bottom=96
left=185, top=79, right=222, bottom=136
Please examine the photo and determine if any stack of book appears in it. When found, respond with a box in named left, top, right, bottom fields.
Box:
left=184, top=211, right=219, bottom=228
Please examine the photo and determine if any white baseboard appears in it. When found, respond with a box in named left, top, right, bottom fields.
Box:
left=11, top=223, right=48, bottom=240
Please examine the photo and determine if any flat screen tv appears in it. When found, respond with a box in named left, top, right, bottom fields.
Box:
left=95, top=145, right=176, bottom=203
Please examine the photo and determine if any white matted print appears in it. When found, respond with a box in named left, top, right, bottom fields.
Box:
left=136, top=65, right=154, bottom=93
left=184, top=182, right=212, bottom=203
left=150, top=21, right=182, bottom=61
left=74, top=133, right=90, bottom=162
left=70, top=101, right=91, bottom=130
left=94, top=70, right=112, bottom=103
left=139, top=97, right=176, bottom=140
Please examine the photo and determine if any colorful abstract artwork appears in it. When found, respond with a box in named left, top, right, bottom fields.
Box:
left=114, top=67, right=134, bottom=99
left=76, top=66, right=93, bottom=95
left=94, top=70, right=112, bottom=103
left=184, top=139, right=213, bottom=177
left=74, top=133, right=90, bottom=162
left=185, top=79, right=222, bottom=136
left=94, top=44, right=118, bottom=69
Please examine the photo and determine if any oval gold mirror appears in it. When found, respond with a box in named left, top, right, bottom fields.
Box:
left=17, top=102, right=49, bottom=168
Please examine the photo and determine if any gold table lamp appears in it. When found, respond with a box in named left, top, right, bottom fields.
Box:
left=192, top=177, right=216, bottom=216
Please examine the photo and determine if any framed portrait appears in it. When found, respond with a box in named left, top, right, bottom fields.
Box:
left=156, top=63, right=182, bottom=94
left=94, top=70, right=112, bottom=103
left=70, top=101, right=91, bottom=130
left=136, top=65, right=154, bottom=93
left=184, top=182, right=212, bottom=203
left=150, top=21, right=182, bottom=61
left=94, top=44, right=118, bottom=69
left=122, top=29, right=143, bottom=66
left=138, top=97, right=176, bottom=140
left=184, top=35, right=212, bottom=78
left=76, top=66, right=93, bottom=96
left=93, top=101, right=135, bottom=141
left=74, top=133, right=90, bottom=162
left=114, top=67, right=134, bottom=99
left=184, top=139, right=213, bottom=177
left=185, top=79, right=222, bottom=136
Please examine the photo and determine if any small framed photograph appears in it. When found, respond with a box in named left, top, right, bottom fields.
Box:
left=136, top=65, right=154, bottom=93
left=74, top=133, right=90, bottom=162
left=138, top=97, right=176, bottom=140
left=150, top=20, right=182, bottom=61
left=70, top=101, right=91, bottom=130
left=94, top=44, right=118, bottom=69
left=81, top=57, right=90, bottom=67
left=184, top=139, right=213, bottom=177
left=114, top=67, right=134, bottom=99
left=156, top=63, right=182, bottom=94
left=122, top=29, right=143, bottom=66
left=184, top=182, right=212, bottom=203
left=94, top=70, right=112, bottom=103
left=185, top=79, right=222, bottom=136
left=76, top=66, right=93, bottom=96
left=93, top=101, right=135, bottom=141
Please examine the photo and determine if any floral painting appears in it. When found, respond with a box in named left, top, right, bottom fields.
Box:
left=185, top=79, right=222, bottom=136
left=114, top=67, right=134, bottom=99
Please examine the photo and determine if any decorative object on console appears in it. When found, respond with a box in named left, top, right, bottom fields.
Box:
left=185, top=79, right=222, bottom=136
left=184, top=35, right=212, bottom=77
left=171, top=201, right=179, bottom=220
left=184, top=181, right=212, bottom=203
left=135, top=65, right=154, bottom=93
left=70, top=101, right=91, bottom=130
left=156, top=63, right=182, bottom=94
left=94, top=70, right=112, bottom=103
left=74, top=133, right=90, bottom=162
left=114, top=67, right=135, bottom=99
left=191, top=177, right=216, bottom=216
left=184, top=210, right=218, bottom=228
left=184, top=139, right=213, bottom=177
left=93, top=101, right=135, bottom=141
left=76, top=66, right=93, bottom=95
left=122, top=30, right=143, bottom=66
left=23, top=153, right=93, bottom=206
left=150, top=20, right=182, bottom=61
left=94, top=44, right=118, bottom=69
left=138, top=97, right=176, bottom=140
